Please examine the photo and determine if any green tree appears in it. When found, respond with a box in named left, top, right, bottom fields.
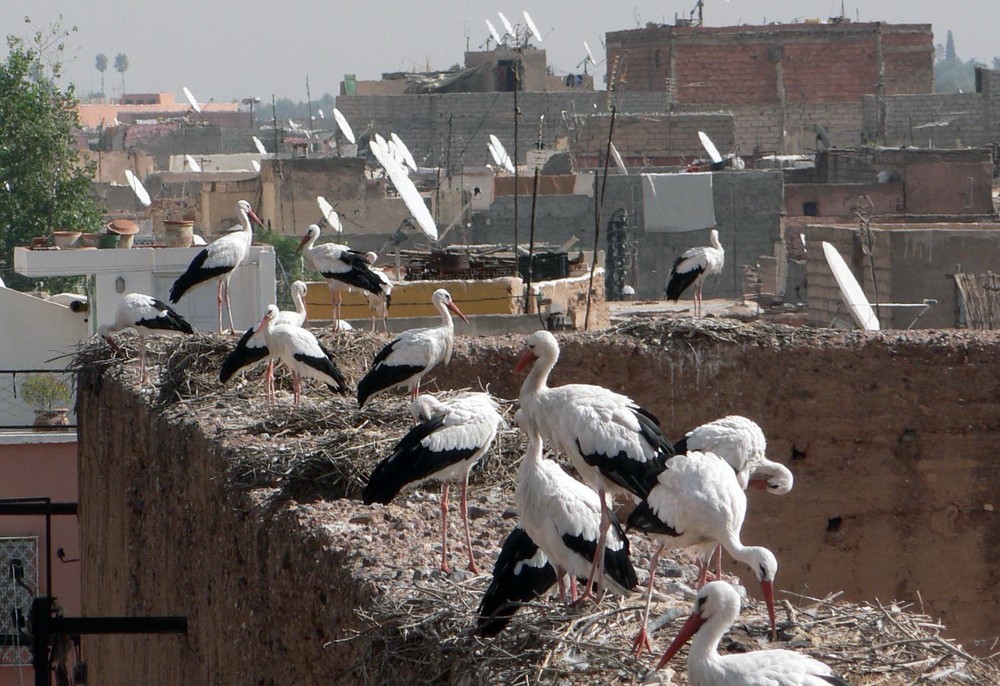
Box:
left=0, top=30, right=104, bottom=291
left=95, top=52, right=107, bottom=96
left=945, top=30, right=956, bottom=61
left=114, top=52, right=128, bottom=95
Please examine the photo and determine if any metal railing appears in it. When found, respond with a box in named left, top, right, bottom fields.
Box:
left=0, top=370, right=77, bottom=431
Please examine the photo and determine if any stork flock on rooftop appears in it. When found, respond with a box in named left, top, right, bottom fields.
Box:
left=95, top=199, right=847, bottom=684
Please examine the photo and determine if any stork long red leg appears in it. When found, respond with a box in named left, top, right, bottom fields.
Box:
left=633, top=543, right=664, bottom=657
left=440, top=482, right=450, bottom=573
left=459, top=479, right=478, bottom=573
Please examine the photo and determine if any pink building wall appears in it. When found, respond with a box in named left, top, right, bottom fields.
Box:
left=0, top=435, right=78, bottom=684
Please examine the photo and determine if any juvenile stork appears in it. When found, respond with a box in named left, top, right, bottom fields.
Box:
left=98, top=293, right=194, bottom=384
left=656, top=581, right=849, bottom=685
left=363, top=392, right=503, bottom=573
left=665, top=228, right=724, bottom=317
left=296, top=224, right=385, bottom=327
left=169, top=199, right=263, bottom=332
left=515, top=329, right=675, bottom=603
left=357, top=289, right=468, bottom=409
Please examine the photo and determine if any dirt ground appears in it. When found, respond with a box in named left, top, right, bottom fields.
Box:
left=72, top=316, right=1000, bottom=684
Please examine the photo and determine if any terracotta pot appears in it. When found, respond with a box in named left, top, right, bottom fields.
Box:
left=162, top=220, right=194, bottom=248
left=33, top=408, right=70, bottom=428
left=52, top=231, right=82, bottom=249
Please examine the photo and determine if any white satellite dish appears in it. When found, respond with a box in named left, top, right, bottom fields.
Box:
left=317, top=109, right=325, bottom=119
left=184, top=154, right=202, bottom=172
left=370, top=140, right=437, bottom=241
left=391, top=132, right=419, bottom=172
left=822, top=241, right=880, bottom=331
left=584, top=41, right=597, bottom=66
left=317, top=195, right=342, bottom=233
left=609, top=142, right=627, bottom=175
left=332, top=108, right=356, bottom=144
left=251, top=160, right=261, bottom=172
left=485, top=18, right=502, bottom=45
left=252, top=135, right=267, bottom=156
left=698, top=131, right=724, bottom=164
left=497, top=11, right=515, bottom=38
left=523, top=11, right=542, bottom=43
left=488, top=134, right=515, bottom=173
left=124, top=169, right=151, bottom=206
left=182, top=86, right=201, bottom=114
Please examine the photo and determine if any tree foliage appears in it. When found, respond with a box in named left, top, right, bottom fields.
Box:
left=934, top=30, right=986, bottom=93
left=114, top=52, right=128, bottom=94
left=0, top=28, right=104, bottom=291
left=95, top=52, right=107, bottom=95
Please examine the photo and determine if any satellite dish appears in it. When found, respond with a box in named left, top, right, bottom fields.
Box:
left=288, top=118, right=301, bottom=131
left=184, top=154, right=202, bottom=172
left=584, top=40, right=597, bottom=66
left=317, top=195, right=342, bottom=233
left=523, top=11, right=542, bottom=43
left=317, top=109, right=325, bottom=119
left=488, top=134, right=515, bottom=173
left=485, top=19, right=503, bottom=45
left=609, top=142, right=627, bottom=175
left=814, top=123, right=831, bottom=151
left=332, top=108, right=356, bottom=145
left=698, top=131, right=724, bottom=164
left=370, top=140, right=437, bottom=241
left=822, top=241, right=880, bottom=331
left=497, top=11, right=515, bottom=38
left=390, top=132, right=419, bottom=172
left=182, top=86, right=201, bottom=114
left=251, top=160, right=261, bottom=172
left=124, top=169, right=151, bottom=207
left=252, top=135, right=267, bottom=156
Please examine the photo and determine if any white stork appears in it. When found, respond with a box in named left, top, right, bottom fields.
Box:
left=656, top=581, right=849, bottom=685
left=514, top=419, right=638, bottom=604
left=253, top=305, right=348, bottom=404
left=357, top=289, right=469, bottom=409
left=475, top=524, right=557, bottom=637
left=296, top=224, right=386, bottom=327
left=665, top=228, right=725, bottom=317
left=627, top=450, right=778, bottom=655
left=363, top=251, right=393, bottom=333
left=363, top=392, right=502, bottom=573
left=675, top=415, right=794, bottom=581
left=98, top=293, right=194, bottom=384
left=219, top=281, right=309, bottom=401
left=514, top=329, right=676, bottom=602
left=169, top=199, right=263, bottom=333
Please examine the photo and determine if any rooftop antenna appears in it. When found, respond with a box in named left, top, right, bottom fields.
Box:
left=497, top=12, right=515, bottom=42
left=184, top=154, right=202, bottom=172
left=485, top=19, right=502, bottom=48
left=332, top=107, right=356, bottom=144
left=391, top=132, right=419, bottom=172
left=124, top=169, right=151, bottom=206
left=522, top=10, right=543, bottom=45
left=822, top=241, right=880, bottom=330
left=488, top=134, right=515, bottom=173
left=698, top=130, right=724, bottom=165
left=317, top=195, right=342, bottom=233
left=369, top=139, right=438, bottom=241
left=252, top=135, right=268, bottom=157
left=182, top=86, right=202, bottom=114
left=579, top=40, right=599, bottom=75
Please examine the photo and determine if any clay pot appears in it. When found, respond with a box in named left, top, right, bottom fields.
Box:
left=162, top=220, right=195, bottom=248
left=52, top=231, right=82, bottom=249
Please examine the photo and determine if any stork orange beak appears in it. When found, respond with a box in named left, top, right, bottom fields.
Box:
left=514, top=349, right=537, bottom=373
left=447, top=300, right=470, bottom=324
left=761, top=579, right=777, bottom=641
left=247, top=208, right=264, bottom=228
left=656, top=609, right=707, bottom=670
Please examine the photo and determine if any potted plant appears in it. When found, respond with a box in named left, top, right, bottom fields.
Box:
left=21, top=373, right=72, bottom=427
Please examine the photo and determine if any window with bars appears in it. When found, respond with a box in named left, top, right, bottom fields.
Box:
left=0, top=537, right=38, bottom=666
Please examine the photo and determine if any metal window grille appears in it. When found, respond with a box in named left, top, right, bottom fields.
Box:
left=0, top=537, right=38, bottom=666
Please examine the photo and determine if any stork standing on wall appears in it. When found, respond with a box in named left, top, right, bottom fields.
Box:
left=169, top=199, right=263, bottom=333
left=357, top=289, right=469, bottom=409
left=253, top=305, right=348, bottom=404
left=219, top=281, right=309, bottom=401
left=363, top=392, right=503, bottom=573
left=296, top=224, right=386, bottom=327
left=626, top=450, right=779, bottom=655
left=656, top=581, right=849, bottom=685
left=514, top=330, right=675, bottom=603
left=98, top=293, right=194, bottom=384
left=665, top=228, right=725, bottom=317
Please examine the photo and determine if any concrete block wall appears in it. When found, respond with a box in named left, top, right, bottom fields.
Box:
left=575, top=111, right=734, bottom=162
left=717, top=103, right=862, bottom=154
left=805, top=224, right=892, bottom=329
left=869, top=92, right=987, bottom=148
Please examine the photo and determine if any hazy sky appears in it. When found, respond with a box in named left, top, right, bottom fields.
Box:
left=1, top=1, right=994, bottom=103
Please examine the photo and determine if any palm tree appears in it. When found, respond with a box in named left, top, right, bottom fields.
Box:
left=95, top=53, right=107, bottom=97
left=114, top=53, right=128, bottom=96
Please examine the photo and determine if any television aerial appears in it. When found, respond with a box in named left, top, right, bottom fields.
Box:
left=182, top=86, right=201, bottom=114
left=497, top=12, right=515, bottom=41
left=390, top=132, right=419, bottom=172
left=184, top=154, right=202, bottom=173
left=488, top=134, right=515, bottom=173
left=822, top=241, right=880, bottom=331
left=317, top=195, right=343, bottom=233
left=609, top=142, right=627, bottom=175
left=252, top=135, right=268, bottom=156
left=485, top=19, right=503, bottom=46
left=369, top=140, right=437, bottom=241
left=522, top=10, right=543, bottom=44
left=124, top=169, right=151, bottom=207
left=332, top=108, right=356, bottom=145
